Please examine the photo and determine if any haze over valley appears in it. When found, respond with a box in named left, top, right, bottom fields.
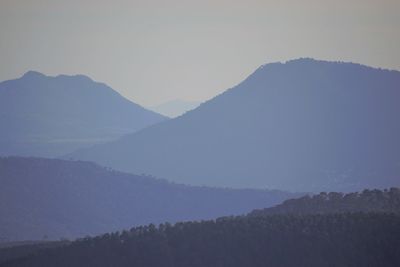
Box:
left=1, top=1, right=399, bottom=266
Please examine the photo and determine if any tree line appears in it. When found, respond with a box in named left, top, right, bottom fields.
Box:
left=2, top=188, right=400, bottom=267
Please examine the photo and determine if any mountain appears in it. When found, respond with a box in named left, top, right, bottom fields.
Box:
left=249, top=188, right=400, bottom=216
left=0, top=71, right=167, bottom=157
left=67, top=59, right=400, bottom=192
left=0, top=157, right=297, bottom=242
left=3, top=202, right=400, bottom=266
left=150, top=99, right=201, bottom=118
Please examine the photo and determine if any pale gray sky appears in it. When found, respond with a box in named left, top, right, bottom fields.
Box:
left=1, top=0, right=399, bottom=106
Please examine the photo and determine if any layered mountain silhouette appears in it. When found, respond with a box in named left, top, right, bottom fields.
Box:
left=67, top=59, right=400, bottom=192
left=0, top=157, right=296, bottom=242
left=2, top=189, right=400, bottom=267
left=0, top=71, right=167, bottom=157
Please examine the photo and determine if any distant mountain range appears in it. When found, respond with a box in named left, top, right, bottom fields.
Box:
left=150, top=99, right=201, bottom=118
left=0, top=71, right=167, bottom=157
left=66, top=58, right=400, bottom=192
left=0, top=157, right=297, bottom=242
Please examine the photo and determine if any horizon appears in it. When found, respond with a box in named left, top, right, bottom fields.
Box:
left=3, top=57, right=399, bottom=108
left=1, top=0, right=399, bottom=106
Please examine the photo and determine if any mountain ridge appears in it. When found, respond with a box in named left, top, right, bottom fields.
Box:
left=2, top=187, right=399, bottom=267
left=0, top=156, right=297, bottom=242
left=66, top=58, right=400, bottom=192
left=0, top=72, right=167, bottom=157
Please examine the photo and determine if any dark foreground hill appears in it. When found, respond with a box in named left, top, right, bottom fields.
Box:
left=0, top=241, right=68, bottom=265
left=0, top=157, right=295, bottom=242
left=2, top=188, right=399, bottom=267
left=67, top=59, right=400, bottom=192
left=0, top=71, right=166, bottom=157
left=3, top=214, right=399, bottom=267
left=250, top=187, right=400, bottom=216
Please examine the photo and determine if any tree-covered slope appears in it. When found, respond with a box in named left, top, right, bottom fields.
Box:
left=3, top=188, right=400, bottom=267
left=3, top=213, right=400, bottom=267
left=249, top=188, right=400, bottom=216
left=0, top=241, right=68, bottom=265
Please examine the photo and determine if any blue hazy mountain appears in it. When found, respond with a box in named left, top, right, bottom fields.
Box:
left=150, top=99, right=201, bottom=118
left=0, top=71, right=167, bottom=157
left=0, top=157, right=296, bottom=242
left=66, top=59, right=400, bottom=192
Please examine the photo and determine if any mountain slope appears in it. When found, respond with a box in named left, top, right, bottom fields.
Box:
left=3, top=187, right=400, bottom=267
left=67, top=59, right=400, bottom=192
left=249, top=188, right=400, bottom=216
left=3, top=213, right=400, bottom=267
left=0, top=71, right=167, bottom=157
left=0, top=157, right=296, bottom=242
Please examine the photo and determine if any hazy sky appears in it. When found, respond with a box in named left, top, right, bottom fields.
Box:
left=1, top=0, right=399, bottom=106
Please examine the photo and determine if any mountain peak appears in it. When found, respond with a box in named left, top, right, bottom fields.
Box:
left=22, top=70, right=45, bottom=79
left=258, top=58, right=345, bottom=70
left=21, top=71, right=94, bottom=83
left=0, top=72, right=167, bottom=157
left=285, top=57, right=316, bottom=63
left=55, top=73, right=93, bottom=82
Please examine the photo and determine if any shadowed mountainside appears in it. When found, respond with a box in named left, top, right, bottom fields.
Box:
left=0, top=71, right=167, bottom=157
left=67, top=59, right=400, bottom=192
left=0, top=157, right=297, bottom=242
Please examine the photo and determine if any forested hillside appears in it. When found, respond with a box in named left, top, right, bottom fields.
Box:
left=0, top=241, right=68, bottom=265
left=3, top=213, right=399, bottom=267
left=2, top=188, right=400, bottom=267
left=250, top=188, right=400, bottom=216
